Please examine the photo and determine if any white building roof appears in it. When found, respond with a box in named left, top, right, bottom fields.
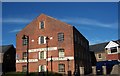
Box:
left=105, top=41, right=119, bottom=48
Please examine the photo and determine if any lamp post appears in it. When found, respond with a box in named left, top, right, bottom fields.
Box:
left=46, top=36, right=49, bottom=76
left=50, top=56, right=53, bottom=72
left=67, top=59, right=72, bottom=76
left=22, top=35, right=29, bottom=76
left=67, top=59, right=70, bottom=71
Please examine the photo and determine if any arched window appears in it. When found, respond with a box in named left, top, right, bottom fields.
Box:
left=40, top=36, right=44, bottom=44
left=39, top=65, right=46, bottom=72
left=40, top=51, right=44, bottom=59
left=38, top=36, right=46, bottom=44
left=41, top=65, right=44, bottom=72
left=39, top=21, right=44, bottom=29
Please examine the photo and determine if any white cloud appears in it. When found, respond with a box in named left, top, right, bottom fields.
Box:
left=9, top=29, right=21, bottom=33
left=3, top=18, right=31, bottom=23
left=89, top=39, right=109, bottom=45
left=60, top=17, right=118, bottom=29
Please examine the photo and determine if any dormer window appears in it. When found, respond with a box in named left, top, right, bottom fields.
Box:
left=39, top=21, right=44, bottom=29
left=110, top=47, right=117, bottom=53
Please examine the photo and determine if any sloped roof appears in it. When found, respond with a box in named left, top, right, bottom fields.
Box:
left=90, top=39, right=120, bottom=53
left=89, top=42, right=108, bottom=53
left=0, top=45, right=14, bottom=53
left=113, top=39, right=120, bottom=45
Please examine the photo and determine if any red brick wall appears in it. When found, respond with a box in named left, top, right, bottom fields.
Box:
left=16, top=14, right=75, bottom=74
left=47, top=60, right=74, bottom=74
left=106, top=54, right=119, bottom=60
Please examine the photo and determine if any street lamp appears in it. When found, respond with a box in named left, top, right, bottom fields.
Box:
left=22, top=35, right=29, bottom=76
left=46, top=36, right=49, bottom=76
left=67, top=59, right=72, bottom=76
left=50, top=56, right=53, bottom=72
left=67, top=59, right=70, bottom=71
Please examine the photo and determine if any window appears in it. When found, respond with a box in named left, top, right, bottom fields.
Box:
left=22, top=65, right=27, bottom=72
left=58, top=33, right=64, bottom=41
left=40, top=51, right=44, bottom=59
left=41, top=65, right=44, bottom=72
left=58, top=64, right=65, bottom=72
left=39, top=21, right=44, bottom=29
left=58, top=49, right=64, bottom=58
left=38, top=36, right=46, bottom=44
left=16, top=54, right=19, bottom=59
left=39, top=65, right=46, bottom=72
left=22, top=38, right=28, bottom=45
left=39, top=51, right=46, bottom=59
left=98, top=54, right=102, bottom=59
left=40, top=36, right=44, bottom=44
left=22, top=52, right=27, bottom=60
left=111, top=47, right=117, bottom=53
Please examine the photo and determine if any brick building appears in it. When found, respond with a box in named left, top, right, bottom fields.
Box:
left=90, top=40, right=120, bottom=62
left=90, top=42, right=108, bottom=62
left=105, top=40, right=120, bottom=61
left=90, top=40, right=120, bottom=74
left=16, top=14, right=92, bottom=75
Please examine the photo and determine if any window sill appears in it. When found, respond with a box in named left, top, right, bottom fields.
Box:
left=39, top=59, right=46, bottom=60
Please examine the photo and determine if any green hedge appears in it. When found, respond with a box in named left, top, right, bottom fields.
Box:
left=2, top=72, right=63, bottom=76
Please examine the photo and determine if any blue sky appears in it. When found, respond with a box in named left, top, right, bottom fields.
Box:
left=2, top=2, right=118, bottom=47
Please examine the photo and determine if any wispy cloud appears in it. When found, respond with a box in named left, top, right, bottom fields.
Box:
left=3, top=18, right=31, bottom=23
left=89, top=39, right=109, bottom=45
left=9, top=29, right=21, bottom=33
left=60, top=17, right=118, bottom=29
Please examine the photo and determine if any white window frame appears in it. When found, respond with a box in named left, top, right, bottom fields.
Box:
left=39, top=65, right=41, bottom=72
left=58, top=64, right=65, bottom=72
left=39, top=51, right=46, bottom=59
left=38, top=36, right=46, bottom=44
left=44, top=51, right=46, bottom=59
left=59, top=49, right=65, bottom=58
left=39, top=51, right=44, bottom=59
left=111, top=47, right=117, bottom=53
left=39, top=21, right=45, bottom=29
left=107, top=47, right=118, bottom=54
left=39, top=65, right=46, bottom=72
